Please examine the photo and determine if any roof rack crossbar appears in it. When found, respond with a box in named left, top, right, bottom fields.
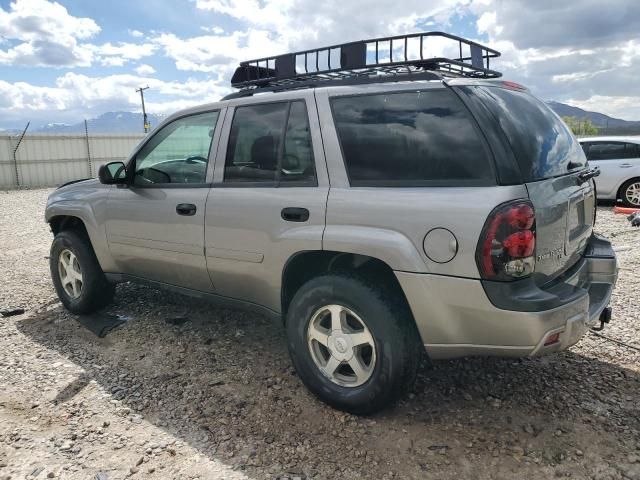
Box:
left=229, top=31, right=501, bottom=95
left=223, top=69, right=443, bottom=101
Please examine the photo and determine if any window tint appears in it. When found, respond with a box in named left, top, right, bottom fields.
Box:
left=330, top=89, right=494, bottom=186
left=580, top=142, right=591, bottom=156
left=474, top=87, right=586, bottom=181
left=281, top=101, right=315, bottom=183
left=134, top=111, right=219, bottom=185
left=587, top=142, right=639, bottom=161
left=224, top=101, right=315, bottom=184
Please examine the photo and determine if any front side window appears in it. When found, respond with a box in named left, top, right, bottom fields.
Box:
left=586, top=142, right=638, bottom=161
left=224, top=101, right=315, bottom=184
left=134, top=111, right=219, bottom=185
left=330, top=89, right=494, bottom=186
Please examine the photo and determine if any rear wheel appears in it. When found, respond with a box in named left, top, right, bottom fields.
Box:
left=619, top=178, right=640, bottom=208
left=286, top=274, right=421, bottom=415
left=50, top=230, right=115, bottom=314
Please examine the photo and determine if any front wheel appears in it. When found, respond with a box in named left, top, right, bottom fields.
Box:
left=619, top=178, right=640, bottom=208
left=50, top=230, right=115, bottom=314
left=286, top=274, right=421, bottom=415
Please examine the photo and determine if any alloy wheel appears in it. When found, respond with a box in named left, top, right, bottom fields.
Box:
left=625, top=182, right=640, bottom=207
left=58, top=248, right=83, bottom=299
left=307, top=304, right=376, bottom=387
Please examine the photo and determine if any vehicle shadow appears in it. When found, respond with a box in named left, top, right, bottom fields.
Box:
left=16, top=282, right=640, bottom=479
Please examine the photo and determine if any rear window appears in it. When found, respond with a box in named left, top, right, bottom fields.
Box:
left=330, top=89, right=495, bottom=186
left=475, top=86, right=586, bottom=181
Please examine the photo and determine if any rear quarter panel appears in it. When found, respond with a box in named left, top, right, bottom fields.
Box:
left=323, top=185, right=528, bottom=275
left=315, top=86, right=528, bottom=275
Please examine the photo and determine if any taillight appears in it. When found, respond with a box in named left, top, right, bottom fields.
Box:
left=476, top=200, right=536, bottom=281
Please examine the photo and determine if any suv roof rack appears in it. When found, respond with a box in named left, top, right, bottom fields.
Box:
left=225, top=31, right=501, bottom=100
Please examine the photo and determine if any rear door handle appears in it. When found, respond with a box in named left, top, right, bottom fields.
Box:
left=281, top=207, right=309, bottom=222
left=176, top=203, right=197, bottom=216
left=620, top=163, right=633, bottom=168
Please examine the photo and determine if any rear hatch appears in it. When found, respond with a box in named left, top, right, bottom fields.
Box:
left=472, top=85, right=595, bottom=285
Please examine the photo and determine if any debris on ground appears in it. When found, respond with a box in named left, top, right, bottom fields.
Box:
left=0, top=189, right=638, bottom=480
left=165, top=314, right=190, bottom=326
left=0, top=307, right=25, bottom=317
left=76, top=312, right=129, bottom=337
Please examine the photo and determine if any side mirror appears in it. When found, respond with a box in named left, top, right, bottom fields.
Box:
left=99, top=161, right=127, bottom=185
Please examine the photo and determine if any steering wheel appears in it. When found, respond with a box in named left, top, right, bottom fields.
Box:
left=135, top=167, right=172, bottom=184
left=178, top=156, right=208, bottom=183
left=185, top=155, right=208, bottom=164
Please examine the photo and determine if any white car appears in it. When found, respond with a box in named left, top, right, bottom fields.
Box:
left=579, top=136, right=640, bottom=207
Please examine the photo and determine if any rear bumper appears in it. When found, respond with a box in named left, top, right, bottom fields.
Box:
left=396, top=234, right=617, bottom=360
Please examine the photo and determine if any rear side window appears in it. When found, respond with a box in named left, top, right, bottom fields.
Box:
left=224, top=101, right=316, bottom=185
left=585, top=142, right=639, bottom=161
left=474, top=86, right=586, bottom=182
left=330, top=89, right=495, bottom=186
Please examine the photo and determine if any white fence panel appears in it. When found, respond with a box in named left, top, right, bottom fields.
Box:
left=89, top=134, right=144, bottom=176
left=0, top=136, right=16, bottom=187
left=0, top=133, right=145, bottom=188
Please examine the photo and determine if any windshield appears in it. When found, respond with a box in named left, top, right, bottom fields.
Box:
left=475, top=86, right=587, bottom=182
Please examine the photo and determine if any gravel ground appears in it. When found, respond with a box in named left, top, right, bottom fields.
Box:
left=0, top=188, right=639, bottom=480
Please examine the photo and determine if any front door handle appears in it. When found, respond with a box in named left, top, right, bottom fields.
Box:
left=620, top=163, right=633, bottom=168
left=281, top=207, right=309, bottom=222
left=176, top=203, right=197, bottom=216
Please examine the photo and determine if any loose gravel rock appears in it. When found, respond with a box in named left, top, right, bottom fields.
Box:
left=1, top=188, right=639, bottom=479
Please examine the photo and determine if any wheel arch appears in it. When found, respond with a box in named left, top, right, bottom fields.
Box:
left=49, top=215, right=89, bottom=237
left=281, top=250, right=412, bottom=320
left=617, top=176, right=640, bottom=203
left=46, top=203, right=116, bottom=273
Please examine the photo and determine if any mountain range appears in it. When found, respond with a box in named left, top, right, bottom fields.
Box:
left=34, top=111, right=166, bottom=134
left=547, top=101, right=640, bottom=131
left=2, top=101, right=639, bottom=135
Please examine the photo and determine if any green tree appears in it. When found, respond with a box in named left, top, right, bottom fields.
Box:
left=562, top=116, right=599, bottom=136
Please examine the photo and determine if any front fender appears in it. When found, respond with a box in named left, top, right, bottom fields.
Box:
left=45, top=184, right=117, bottom=272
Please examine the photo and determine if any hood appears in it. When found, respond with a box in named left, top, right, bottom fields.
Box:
left=56, top=178, right=100, bottom=191
left=57, top=178, right=93, bottom=189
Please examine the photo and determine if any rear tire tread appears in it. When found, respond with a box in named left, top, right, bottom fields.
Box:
left=286, top=272, right=421, bottom=415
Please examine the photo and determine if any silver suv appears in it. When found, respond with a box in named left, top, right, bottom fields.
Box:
left=45, top=33, right=618, bottom=414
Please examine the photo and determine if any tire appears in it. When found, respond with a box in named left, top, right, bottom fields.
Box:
left=619, top=178, right=640, bottom=208
left=286, top=273, right=421, bottom=415
left=50, top=230, right=115, bottom=314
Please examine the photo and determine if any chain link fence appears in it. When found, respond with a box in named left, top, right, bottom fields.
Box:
left=0, top=129, right=145, bottom=189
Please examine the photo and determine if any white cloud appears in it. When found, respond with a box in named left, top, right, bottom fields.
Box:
left=565, top=95, right=640, bottom=121
left=194, top=0, right=463, bottom=49
left=0, top=73, right=229, bottom=124
left=153, top=30, right=287, bottom=73
left=91, top=42, right=158, bottom=66
left=2, top=0, right=640, bottom=124
left=0, top=1, right=156, bottom=68
left=135, top=64, right=156, bottom=75
left=469, top=0, right=640, bottom=118
left=0, top=0, right=99, bottom=67
left=201, top=26, right=225, bottom=34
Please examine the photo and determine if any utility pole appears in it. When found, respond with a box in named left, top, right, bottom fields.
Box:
left=136, top=86, right=150, bottom=133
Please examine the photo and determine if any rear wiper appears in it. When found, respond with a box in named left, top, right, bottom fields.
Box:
left=576, top=167, right=600, bottom=185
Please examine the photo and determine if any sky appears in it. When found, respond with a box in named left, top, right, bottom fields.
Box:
left=0, top=0, right=639, bottom=130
